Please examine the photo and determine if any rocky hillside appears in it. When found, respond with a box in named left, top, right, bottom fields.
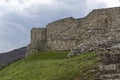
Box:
left=0, top=47, right=26, bottom=69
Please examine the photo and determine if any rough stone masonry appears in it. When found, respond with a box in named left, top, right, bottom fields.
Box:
left=26, top=7, right=120, bottom=56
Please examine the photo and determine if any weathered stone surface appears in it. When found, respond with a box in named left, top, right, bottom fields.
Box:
left=97, top=51, right=120, bottom=80
left=100, top=73, right=120, bottom=79
left=26, top=7, right=120, bottom=56
left=67, top=42, right=96, bottom=57
left=99, top=64, right=117, bottom=71
left=26, top=28, right=46, bottom=56
left=68, top=40, right=120, bottom=57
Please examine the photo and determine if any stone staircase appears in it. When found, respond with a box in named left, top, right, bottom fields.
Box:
left=97, top=53, right=120, bottom=80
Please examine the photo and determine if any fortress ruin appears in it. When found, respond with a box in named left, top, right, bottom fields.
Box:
left=26, top=7, right=120, bottom=56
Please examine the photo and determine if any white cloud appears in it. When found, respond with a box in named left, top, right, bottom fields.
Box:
left=86, top=0, right=120, bottom=9
left=98, top=0, right=120, bottom=7
left=0, top=0, right=54, bottom=9
left=0, top=0, right=120, bottom=53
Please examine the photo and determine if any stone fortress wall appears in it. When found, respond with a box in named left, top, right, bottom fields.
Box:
left=26, top=7, right=120, bottom=56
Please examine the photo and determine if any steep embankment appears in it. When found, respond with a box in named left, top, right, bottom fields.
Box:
left=0, top=51, right=101, bottom=80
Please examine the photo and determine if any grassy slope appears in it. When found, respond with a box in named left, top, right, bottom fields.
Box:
left=0, top=51, right=101, bottom=80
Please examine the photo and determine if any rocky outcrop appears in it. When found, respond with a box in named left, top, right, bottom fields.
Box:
left=0, top=47, right=26, bottom=69
left=26, top=7, right=120, bottom=56
left=67, top=42, right=96, bottom=57
left=67, top=40, right=120, bottom=57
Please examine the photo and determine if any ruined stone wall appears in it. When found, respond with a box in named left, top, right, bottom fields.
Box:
left=26, top=7, right=120, bottom=56
left=83, top=8, right=120, bottom=42
left=46, top=17, right=79, bottom=50
left=26, top=28, right=46, bottom=56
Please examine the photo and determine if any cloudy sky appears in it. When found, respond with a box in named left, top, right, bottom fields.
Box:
left=0, top=0, right=120, bottom=53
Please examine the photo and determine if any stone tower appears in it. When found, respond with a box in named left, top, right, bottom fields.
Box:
left=26, top=28, right=46, bottom=56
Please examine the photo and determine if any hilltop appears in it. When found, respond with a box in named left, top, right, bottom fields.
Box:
left=1, top=7, right=120, bottom=80
left=0, top=51, right=101, bottom=80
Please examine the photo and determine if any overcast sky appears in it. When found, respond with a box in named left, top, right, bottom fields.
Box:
left=0, top=0, right=120, bottom=53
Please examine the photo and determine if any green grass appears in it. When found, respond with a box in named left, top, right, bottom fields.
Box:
left=0, top=51, right=101, bottom=80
